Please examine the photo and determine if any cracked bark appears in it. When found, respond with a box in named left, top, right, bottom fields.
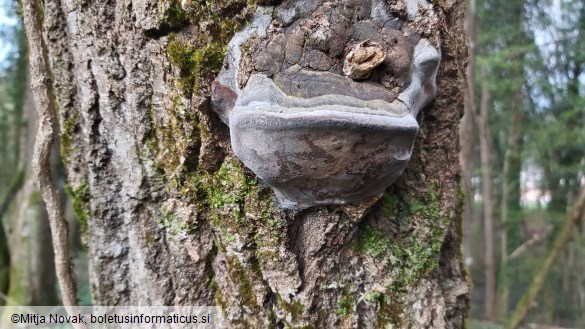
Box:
left=40, top=0, right=468, bottom=327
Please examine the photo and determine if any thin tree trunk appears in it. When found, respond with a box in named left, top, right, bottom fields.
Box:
left=39, top=0, right=469, bottom=326
left=2, top=68, right=59, bottom=307
left=0, top=222, right=8, bottom=306
left=21, top=0, right=78, bottom=309
left=497, top=86, right=524, bottom=319
left=461, top=0, right=477, bottom=266
left=0, top=171, right=25, bottom=306
left=506, top=187, right=585, bottom=329
left=0, top=173, right=26, bottom=220
left=479, top=66, right=496, bottom=320
left=0, top=123, right=8, bottom=189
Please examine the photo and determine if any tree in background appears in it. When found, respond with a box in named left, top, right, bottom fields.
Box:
left=521, top=0, right=585, bottom=323
left=465, top=0, right=585, bottom=326
left=0, top=0, right=27, bottom=304
left=0, top=0, right=59, bottom=306
left=464, top=0, right=534, bottom=320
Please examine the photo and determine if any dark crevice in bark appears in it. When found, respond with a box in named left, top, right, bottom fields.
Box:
left=144, top=24, right=189, bottom=40
left=286, top=210, right=308, bottom=289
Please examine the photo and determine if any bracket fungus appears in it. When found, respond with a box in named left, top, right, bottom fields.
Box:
left=211, top=1, right=441, bottom=208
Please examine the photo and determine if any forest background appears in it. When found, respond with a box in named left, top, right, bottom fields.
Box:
left=0, top=0, right=584, bottom=327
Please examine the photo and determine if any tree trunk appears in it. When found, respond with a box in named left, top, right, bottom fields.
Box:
left=0, top=220, right=9, bottom=305
left=41, top=0, right=468, bottom=327
left=461, top=0, right=477, bottom=268
left=2, top=78, right=59, bottom=306
left=479, top=66, right=496, bottom=320
left=497, top=80, right=524, bottom=320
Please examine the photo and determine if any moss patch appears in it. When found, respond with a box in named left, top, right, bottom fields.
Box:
left=60, top=109, right=78, bottom=164
left=275, top=293, right=305, bottom=323
left=354, top=185, right=448, bottom=327
left=353, top=226, right=391, bottom=258
left=64, top=181, right=90, bottom=244
left=165, top=0, right=257, bottom=97
left=155, top=207, right=197, bottom=235
left=160, top=0, right=190, bottom=30
left=147, top=156, right=275, bottom=312
left=167, top=35, right=226, bottom=96
left=335, top=289, right=357, bottom=317
left=144, top=94, right=202, bottom=180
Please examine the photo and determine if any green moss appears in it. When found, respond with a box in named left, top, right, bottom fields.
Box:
left=151, top=0, right=260, bottom=188
left=363, top=290, right=382, bottom=304
left=223, top=254, right=259, bottom=310
left=149, top=2, right=282, bottom=317
left=376, top=295, right=403, bottom=328
left=158, top=208, right=174, bottom=224
left=334, top=289, right=356, bottom=317
left=236, top=262, right=257, bottom=308
left=192, top=159, right=279, bottom=315
left=211, top=277, right=227, bottom=311
left=380, top=192, right=399, bottom=217
left=144, top=93, right=202, bottom=179
left=167, top=35, right=226, bottom=95
left=187, top=158, right=274, bottom=239
left=64, top=181, right=90, bottom=241
left=161, top=0, right=190, bottom=29
left=60, top=110, right=78, bottom=163
left=202, top=168, right=272, bottom=314
left=165, top=0, right=257, bottom=97
left=408, top=183, right=440, bottom=219
left=275, top=294, right=305, bottom=323
left=152, top=203, right=200, bottom=236
left=392, top=229, right=443, bottom=289
left=354, top=185, right=447, bottom=327
left=207, top=160, right=254, bottom=212
left=353, top=226, right=391, bottom=258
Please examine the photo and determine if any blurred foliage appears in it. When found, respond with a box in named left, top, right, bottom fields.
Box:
left=0, top=0, right=26, bottom=306
left=0, top=0, right=26, bottom=197
left=468, top=0, right=585, bottom=326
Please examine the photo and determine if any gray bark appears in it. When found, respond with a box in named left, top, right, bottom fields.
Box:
left=21, top=0, right=78, bottom=309
left=42, top=0, right=468, bottom=327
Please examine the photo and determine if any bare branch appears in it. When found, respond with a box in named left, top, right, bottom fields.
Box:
left=20, top=0, right=80, bottom=318
left=507, top=187, right=585, bottom=329
left=508, top=229, right=551, bottom=261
